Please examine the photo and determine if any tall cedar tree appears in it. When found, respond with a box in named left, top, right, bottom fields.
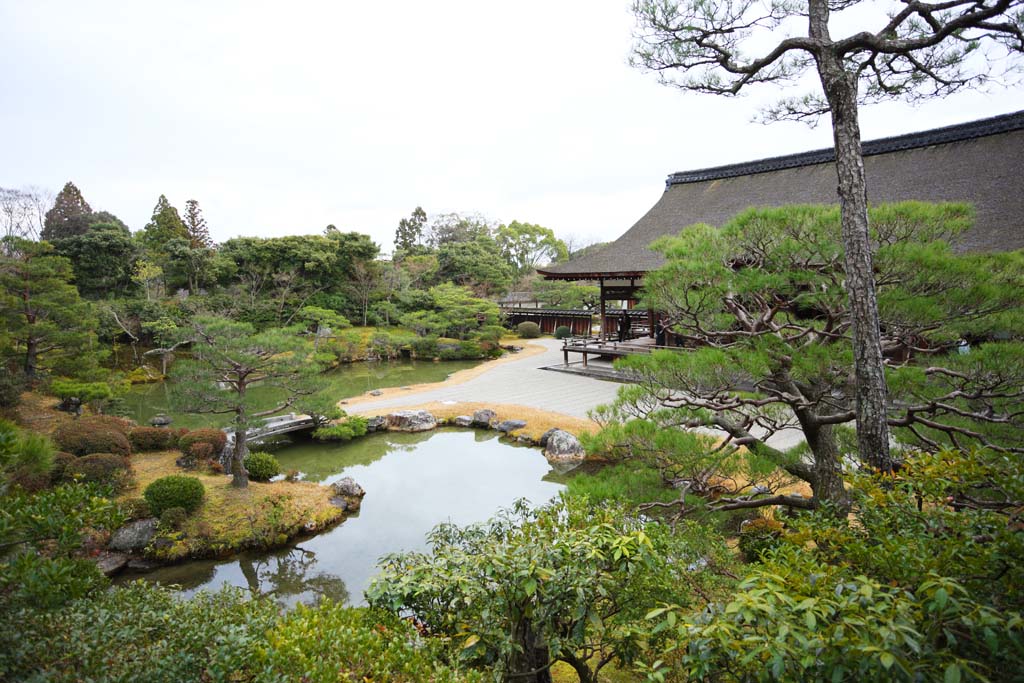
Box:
left=630, top=0, right=1024, bottom=471
left=41, top=182, right=92, bottom=242
left=0, top=238, right=98, bottom=379
left=394, top=206, right=427, bottom=254
left=140, top=195, right=188, bottom=252
left=170, top=317, right=321, bottom=488
left=183, top=199, right=212, bottom=248
left=588, top=203, right=1024, bottom=512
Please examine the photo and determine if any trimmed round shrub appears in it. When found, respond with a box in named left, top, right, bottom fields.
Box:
left=516, top=321, right=541, bottom=339
left=554, top=325, right=571, bottom=339
left=53, top=422, right=131, bottom=457
left=160, top=506, right=188, bottom=530
left=189, top=442, right=215, bottom=460
left=129, top=427, right=180, bottom=452
left=244, top=451, right=280, bottom=482
left=144, top=475, right=205, bottom=516
left=49, top=452, right=76, bottom=484
left=738, top=517, right=786, bottom=562
left=64, top=453, right=131, bottom=488
left=178, top=429, right=227, bottom=454
left=76, top=415, right=134, bottom=437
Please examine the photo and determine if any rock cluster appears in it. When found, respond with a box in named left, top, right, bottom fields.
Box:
left=385, top=410, right=437, bottom=432
left=330, top=476, right=367, bottom=512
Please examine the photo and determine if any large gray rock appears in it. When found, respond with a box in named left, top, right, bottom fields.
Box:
left=539, top=428, right=558, bottom=448
left=453, top=415, right=473, bottom=427
left=471, top=409, right=496, bottom=428
left=95, top=551, right=128, bottom=576
left=108, top=519, right=158, bottom=552
left=386, top=410, right=437, bottom=432
left=543, top=429, right=585, bottom=461
left=149, top=414, right=173, bottom=427
left=330, top=477, right=366, bottom=512
left=365, top=415, right=387, bottom=432
left=494, top=419, right=527, bottom=434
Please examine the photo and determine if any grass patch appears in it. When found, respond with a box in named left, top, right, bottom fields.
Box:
left=123, top=450, right=345, bottom=562
left=562, top=461, right=678, bottom=506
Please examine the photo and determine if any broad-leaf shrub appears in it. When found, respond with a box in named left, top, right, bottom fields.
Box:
left=737, top=516, right=785, bottom=562
left=128, top=426, right=181, bottom=452
left=53, top=420, right=131, bottom=457
left=516, top=321, right=541, bottom=338
left=243, top=451, right=280, bottom=482
left=144, top=475, right=204, bottom=516
left=64, top=453, right=131, bottom=489
left=177, top=428, right=226, bottom=454
left=554, top=324, right=571, bottom=339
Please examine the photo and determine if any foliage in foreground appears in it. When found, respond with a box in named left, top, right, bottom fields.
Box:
left=1, top=582, right=482, bottom=683
left=368, top=498, right=734, bottom=683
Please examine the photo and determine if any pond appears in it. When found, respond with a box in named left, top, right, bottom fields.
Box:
left=118, top=429, right=566, bottom=606
left=120, top=359, right=482, bottom=429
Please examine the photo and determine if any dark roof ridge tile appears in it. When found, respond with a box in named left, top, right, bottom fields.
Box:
left=666, top=109, right=1024, bottom=187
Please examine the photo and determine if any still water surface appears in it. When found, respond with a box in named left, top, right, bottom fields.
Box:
left=120, top=359, right=481, bottom=429
left=119, top=429, right=565, bottom=605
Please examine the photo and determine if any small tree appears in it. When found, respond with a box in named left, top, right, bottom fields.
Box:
left=593, top=203, right=1023, bottom=512
left=368, top=499, right=729, bottom=683
left=171, top=317, right=322, bottom=488
left=495, top=220, right=569, bottom=275
left=630, top=0, right=1024, bottom=471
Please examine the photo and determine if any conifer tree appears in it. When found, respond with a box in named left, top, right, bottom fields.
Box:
left=394, top=206, right=427, bottom=254
left=139, top=195, right=188, bottom=253
left=183, top=199, right=212, bottom=248
left=41, top=182, right=93, bottom=242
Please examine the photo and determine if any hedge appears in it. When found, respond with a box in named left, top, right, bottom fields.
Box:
left=129, top=427, right=183, bottom=452
left=178, top=429, right=227, bottom=454
left=53, top=422, right=132, bottom=458
left=64, top=453, right=131, bottom=488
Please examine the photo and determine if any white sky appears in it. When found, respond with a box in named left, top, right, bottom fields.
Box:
left=3, top=1, right=1023, bottom=251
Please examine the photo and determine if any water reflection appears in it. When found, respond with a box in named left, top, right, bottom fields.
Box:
left=120, top=430, right=564, bottom=606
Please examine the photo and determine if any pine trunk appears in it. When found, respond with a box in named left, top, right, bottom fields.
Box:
left=231, top=405, right=249, bottom=488
left=804, top=423, right=850, bottom=512
left=810, top=0, right=893, bottom=472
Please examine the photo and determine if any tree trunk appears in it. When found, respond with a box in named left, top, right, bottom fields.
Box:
left=23, top=337, right=38, bottom=378
left=231, top=407, right=249, bottom=488
left=810, top=0, right=893, bottom=472
left=804, top=423, right=850, bottom=512
left=507, top=618, right=552, bottom=683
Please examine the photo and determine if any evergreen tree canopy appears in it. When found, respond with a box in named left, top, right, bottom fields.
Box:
left=394, top=206, right=427, bottom=254
left=53, top=223, right=137, bottom=298
left=41, top=182, right=93, bottom=241
left=139, top=195, right=188, bottom=252
left=183, top=199, right=212, bottom=248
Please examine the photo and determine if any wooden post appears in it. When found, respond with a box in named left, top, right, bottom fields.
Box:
left=648, top=308, right=655, bottom=339
left=599, top=278, right=606, bottom=342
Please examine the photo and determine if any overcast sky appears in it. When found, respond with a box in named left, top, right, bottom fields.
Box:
left=3, top=1, right=1023, bottom=252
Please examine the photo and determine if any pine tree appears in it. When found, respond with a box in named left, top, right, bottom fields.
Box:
left=394, top=206, right=427, bottom=254
left=183, top=199, right=212, bottom=248
left=41, top=182, right=93, bottom=242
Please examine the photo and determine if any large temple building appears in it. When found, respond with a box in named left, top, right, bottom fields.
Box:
left=537, top=110, right=1024, bottom=363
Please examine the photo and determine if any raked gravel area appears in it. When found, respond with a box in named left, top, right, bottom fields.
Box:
left=349, top=338, right=805, bottom=451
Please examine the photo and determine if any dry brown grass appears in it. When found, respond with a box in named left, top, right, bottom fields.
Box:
left=9, top=391, right=76, bottom=435
left=124, top=451, right=345, bottom=561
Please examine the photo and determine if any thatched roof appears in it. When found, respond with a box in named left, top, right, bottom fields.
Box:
left=539, top=111, right=1024, bottom=281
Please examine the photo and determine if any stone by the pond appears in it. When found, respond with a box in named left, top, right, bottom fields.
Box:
left=95, top=551, right=128, bottom=576
left=331, top=477, right=366, bottom=499
left=471, top=409, right=497, bottom=428
left=126, top=558, right=160, bottom=571
left=539, top=428, right=558, bottom=448
left=543, top=429, right=585, bottom=460
left=386, top=410, right=437, bottom=432
left=369, top=389, right=383, bottom=396
left=365, top=415, right=387, bottom=432
left=494, top=419, right=527, bottom=433
left=149, top=414, right=173, bottom=427
left=453, top=415, right=473, bottom=427
left=109, top=519, right=158, bottom=552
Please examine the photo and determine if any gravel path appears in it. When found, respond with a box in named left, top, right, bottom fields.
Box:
left=349, top=338, right=622, bottom=418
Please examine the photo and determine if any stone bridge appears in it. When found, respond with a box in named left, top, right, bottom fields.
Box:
left=221, top=414, right=318, bottom=462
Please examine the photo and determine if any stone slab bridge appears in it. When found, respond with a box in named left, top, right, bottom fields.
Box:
left=221, top=414, right=318, bottom=459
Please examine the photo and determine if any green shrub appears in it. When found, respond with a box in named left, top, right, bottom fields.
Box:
left=0, top=420, right=54, bottom=479
left=313, top=415, right=368, bottom=441
left=49, top=379, right=115, bottom=410
left=554, top=325, right=571, bottom=339
left=243, top=452, right=280, bottom=482
left=516, top=321, right=541, bottom=338
left=188, top=442, right=215, bottom=460
left=128, top=427, right=180, bottom=452
left=52, top=423, right=131, bottom=458
left=144, top=475, right=205, bottom=516
left=439, top=340, right=483, bottom=360
left=178, top=428, right=226, bottom=454
left=49, top=452, right=76, bottom=484
left=738, top=516, right=785, bottom=562
left=64, top=453, right=131, bottom=488
left=69, top=415, right=134, bottom=437
left=160, top=506, right=188, bottom=530
left=410, top=336, right=440, bottom=358
left=121, top=496, right=151, bottom=520
left=0, top=368, right=25, bottom=408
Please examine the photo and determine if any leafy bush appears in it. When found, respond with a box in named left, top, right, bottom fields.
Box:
left=120, top=496, right=151, bottom=520
left=177, top=428, right=226, bottom=454
left=410, top=336, right=440, bottom=358
left=554, top=325, right=571, bottom=339
left=243, top=451, right=280, bottom=482
left=64, top=453, right=131, bottom=488
left=516, top=321, right=541, bottom=338
left=52, top=422, right=132, bottom=457
left=738, top=517, right=785, bottom=562
left=144, top=475, right=205, bottom=516
left=128, top=426, right=180, bottom=452
left=189, top=442, right=215, bottom=460
left=160, top=506, right=188, bottom=530
left=313, top=415, right=368, bottom=441
left=439, top=340, right=482, bottom=360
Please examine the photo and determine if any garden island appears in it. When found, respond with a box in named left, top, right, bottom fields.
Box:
left=2, top=2, right=1024, bottom=682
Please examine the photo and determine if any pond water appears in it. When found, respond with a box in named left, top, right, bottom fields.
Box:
left=118, top=429, right=566, bottom=606
left=120, top=359, right=481, bottom=430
